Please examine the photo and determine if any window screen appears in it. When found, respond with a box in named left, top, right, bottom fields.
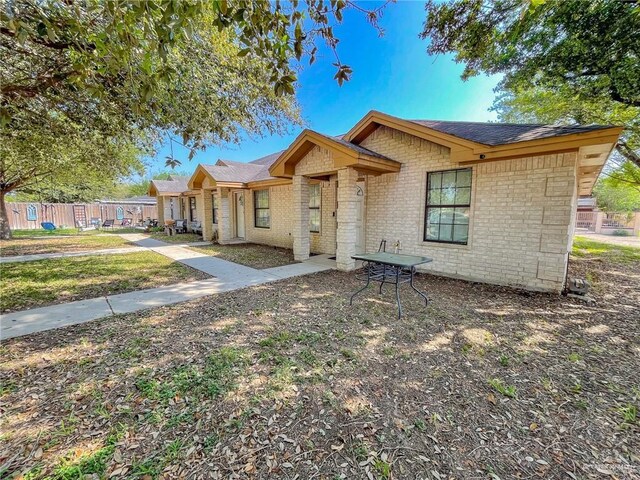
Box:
left=309, top=184, right=321, bottom=233
left=424, top=168, right=472, bottom=244
left=254, top=190, right=270, bottom=228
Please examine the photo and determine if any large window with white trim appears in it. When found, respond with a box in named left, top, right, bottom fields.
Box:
left=309, top=184, right=321, bottom=233
left=424, top=168, right=472, bottom=244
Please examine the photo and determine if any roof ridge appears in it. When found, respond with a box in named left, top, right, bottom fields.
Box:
left=411, top=119, right=613, bottom=128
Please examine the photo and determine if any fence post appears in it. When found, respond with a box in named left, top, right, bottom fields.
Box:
left=594, top=212, right=604, bottom=234
left=633, top=212, right=640, bottom=236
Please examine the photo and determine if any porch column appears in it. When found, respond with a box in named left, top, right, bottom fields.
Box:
left=336, top=167, right=359, bottom=271
left=594, top=211, right=604, bottom=233
left=218, top=188, right=232, bottom=244
left=202, top=189, right=214, bottom=241
left=156, top=196, right=165, bottom=225
left=293, top=175, right=310, bottom=261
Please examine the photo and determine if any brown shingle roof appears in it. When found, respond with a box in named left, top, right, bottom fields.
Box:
left=150, top=175, right=190, bottom=194
left=409, top=120, right=614, bottom=146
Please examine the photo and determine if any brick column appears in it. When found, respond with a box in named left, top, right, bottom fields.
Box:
left=336, top=167, right=358, bottom=271
left=218, top=188, right=232, bottom=244
left=156, top=196, right=165, bottom=225
left=293, top=175, right=310, bottom=261
left=594, top=211, right=604, bottom=233
left=202, top=189, right=214, bottom=241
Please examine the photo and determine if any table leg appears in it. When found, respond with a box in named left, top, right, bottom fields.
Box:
left=350, top=262, right=372, bottom=305
left=409, top=267, right=428, bottom=306
left=395, top=267, right=402, bottom=319
left=379, top=264, right=386, bottom=294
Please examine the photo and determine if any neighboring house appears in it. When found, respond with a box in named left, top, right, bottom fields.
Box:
left=151, top=111, right=622, bottom=292
left=577, top=196, right=598, bottom=212
left=148, top=175, right=203, bottom=230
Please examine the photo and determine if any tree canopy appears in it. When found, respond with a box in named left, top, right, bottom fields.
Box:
left=421, top=0, right=640, bottom=108
left=0, top=0, right=387, bottom=238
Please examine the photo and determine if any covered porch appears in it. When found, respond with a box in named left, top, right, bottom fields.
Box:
left=269, top=130, right=401, bottom=271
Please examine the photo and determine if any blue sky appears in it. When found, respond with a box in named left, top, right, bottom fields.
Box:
left=147, top=1, right=501, bottom=175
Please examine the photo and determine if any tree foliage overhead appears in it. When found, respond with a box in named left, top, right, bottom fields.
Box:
left=0, top=0, right=388, bottom=238
left=421, top=0, right=640, bottom=108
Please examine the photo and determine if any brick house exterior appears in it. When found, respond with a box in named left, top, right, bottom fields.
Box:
left=150, top=111, right=622, bottom=292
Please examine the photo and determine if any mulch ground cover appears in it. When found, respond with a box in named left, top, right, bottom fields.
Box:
left=1, top=244, right=638, bottom=479
left=189, top=243, right=296, bottom=270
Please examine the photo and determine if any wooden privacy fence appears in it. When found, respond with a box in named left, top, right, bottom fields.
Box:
left=6, top=202, right=157, bottom=230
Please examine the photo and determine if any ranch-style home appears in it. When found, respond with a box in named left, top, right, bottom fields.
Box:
left=148, top=174, right=201, bottom=231
left=149, top=111, right=622, bottom=292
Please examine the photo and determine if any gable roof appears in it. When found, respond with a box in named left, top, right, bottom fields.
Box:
left=408, top=120, right=615, bottom=147
left=268, top=129, right=401, bottom=178
left=188, top=151, right=289, bottom=189
left=148, top=175, right=190, bottom=196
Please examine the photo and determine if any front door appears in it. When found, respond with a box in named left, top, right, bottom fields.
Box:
left=235, top=192, right=245, bottom=238
left=355, top=181, right=365, bottom=254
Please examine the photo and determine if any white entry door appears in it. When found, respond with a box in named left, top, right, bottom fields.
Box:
left=355, top=181, right=366, bottom=254
left=235, top=192, right=245, bottom=238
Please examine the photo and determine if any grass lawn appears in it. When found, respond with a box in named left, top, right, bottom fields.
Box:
left=0, top=235, right=135, bottom=257
left=190, top=242, right=296, bottom=269
left=573, top=235, right=640, bottom=262
left=1, top=239, right=637, bottom=479
left=149, top=232, right=203, bottom=244
left=0, top=251, right=209, bottom=313
left=10, top=228, right=87, bottom=237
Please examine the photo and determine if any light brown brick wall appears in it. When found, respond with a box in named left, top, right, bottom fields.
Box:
left=244, top=185, right=294, bottom=249
left=360, top=126, right=577, bottom=291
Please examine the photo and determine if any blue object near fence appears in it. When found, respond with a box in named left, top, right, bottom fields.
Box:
left=41, top=222, right=56, bottom=232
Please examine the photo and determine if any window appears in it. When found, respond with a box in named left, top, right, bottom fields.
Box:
left=189, top=196, right=197, bottom=221
left=212, top=194, right=218, bottom=224
left=309, top=184, right=321, bottom=233
left=116, top=206, right=124, bottom=220
left=424, top=168, right=472, bottom=244
left=169, top=197, right=175, bottom=219
left=26, top=204, right=37, bottom=221
left=254, top=189, right=270, bottom=228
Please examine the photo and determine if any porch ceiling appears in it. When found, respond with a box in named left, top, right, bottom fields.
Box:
left=269, top=129, right=401, bottom=178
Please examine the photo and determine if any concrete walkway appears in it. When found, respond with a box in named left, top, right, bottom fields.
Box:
left=0, top=246, right=147, bottom=264
left=1, top=235, right=335, bottom=340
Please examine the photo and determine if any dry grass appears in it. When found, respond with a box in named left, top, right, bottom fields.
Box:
left=189, top=243, right=296, bottom=269
left=0, top=252, right=209, bottom=313
left=0, top=235, right=134, bottom=257
left=0, top=242, right=638, bottom=479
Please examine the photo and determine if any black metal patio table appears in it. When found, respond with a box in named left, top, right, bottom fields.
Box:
left=349, top=252, right=432, bottom=318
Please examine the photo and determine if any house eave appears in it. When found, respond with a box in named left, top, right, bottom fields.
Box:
left=269, top=129, right=401, bottom=178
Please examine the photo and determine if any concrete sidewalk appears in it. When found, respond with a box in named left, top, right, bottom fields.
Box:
left=1, top=236, right=335, bottom=340
left=0, top=246, right=147, bottom=264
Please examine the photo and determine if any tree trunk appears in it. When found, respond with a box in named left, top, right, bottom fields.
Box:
left=0, top=190, right=12, bottom=239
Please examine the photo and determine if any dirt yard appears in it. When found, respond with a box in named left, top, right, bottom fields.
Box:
left=1, top=240, right=638, bottom=479
left=189, top=243, right=296, bottom=269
